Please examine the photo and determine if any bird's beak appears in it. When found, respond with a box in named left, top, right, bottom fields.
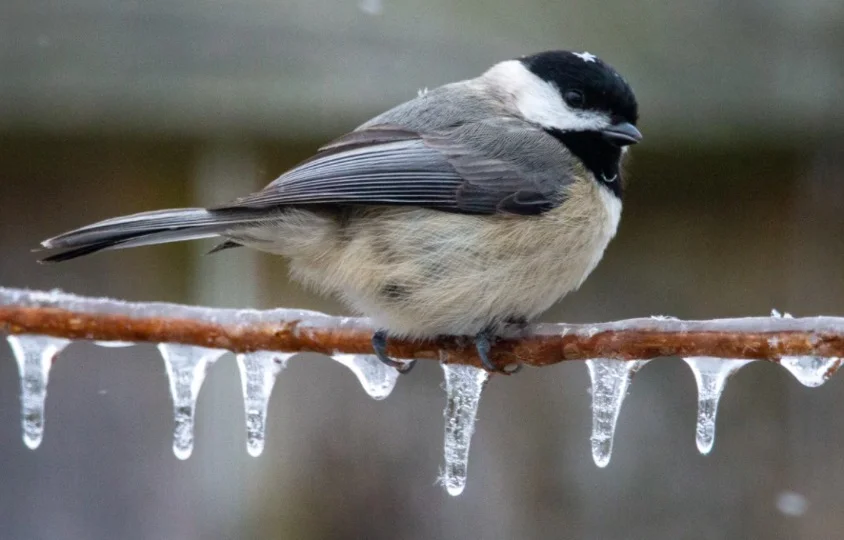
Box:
left=601, top=122, right=642, bottom=146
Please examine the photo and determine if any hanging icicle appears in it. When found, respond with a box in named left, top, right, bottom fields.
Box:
left=683, top=357, right=752, bottom=454
left=440, top=360, right=489, bottom=496
left=585, top=358, right=649, bottom=467
left=7, top=334, right=71, bottom=449
left=331, top=354, right=399, bottom=400
left=158, top=343, right=228, bottom=459
left=779, top=356, right=841, bottom=388
left=236, top=351, right=293, bottom=457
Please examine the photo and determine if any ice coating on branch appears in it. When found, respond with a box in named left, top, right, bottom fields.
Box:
left=236, top=351, right=292, bottom=457
left=4, top=286, right=844, bottom=337
left=93, top=340, right=134, bottom=348
left=331, top=354, right=399, bottom=400
left=157, top=344, right=228, bottom=459
left=585, top=358, right=649, bottom=467
left=780, top=356, right=842, bottom=387
left=683, top=357, right=752, bottom=454
left=0, top=286, right=371, bottom=332
left=7, top=334, right=71, bottom=449
left=440, top=361, right=489, bottom=496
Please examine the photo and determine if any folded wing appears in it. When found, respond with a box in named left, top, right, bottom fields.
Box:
left=214, top=124, right=560, bottom=215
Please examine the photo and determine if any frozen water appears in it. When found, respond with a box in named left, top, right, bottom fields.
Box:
left=331, top=354, right=399, bottom=400
left=7, top=334, right=71, bottom=449
left=440, top=361, right=489, bottom=496
left=236, top=351, right=292, bottom=457
left=585, top=358, right=649, bottom=467
left=0, top=287, right=372, bottom=335
left=157, top=344, right=228, bottom=459
left=780, top=356, right=842, bottom=387
left=4, top=286, right=844, bottom=340
left=93, top=340, right=135, bottom=348
left=683, top=357, right=752, bottom=454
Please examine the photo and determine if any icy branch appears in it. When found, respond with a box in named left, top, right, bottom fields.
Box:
left=3, top=287, right=843, bottom=491
left=2, top=287, right=844, bottom=369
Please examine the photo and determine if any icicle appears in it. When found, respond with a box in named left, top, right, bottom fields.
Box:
left=440, top=361, right=489, bottom=496
left=331, top=354, right=399, bottom=400
left=236, top=351, right=292, bottom=457
left=157, top=344, right=228, bottom=459
left=780, top=356, right=842, bottom=387
left=7, top=334, right=71, bottom=449
left=585, top=358, right=649, bottom=468
left=683, top=357, right=752, bottom=454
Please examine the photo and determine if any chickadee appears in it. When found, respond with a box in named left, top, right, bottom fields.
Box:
left=40, top=50, right=641, bottom=373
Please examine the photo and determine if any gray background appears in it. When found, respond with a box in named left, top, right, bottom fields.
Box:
left=1, top=0, right=844, bottom=538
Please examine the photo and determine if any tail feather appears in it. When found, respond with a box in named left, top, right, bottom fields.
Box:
left=40, top=207, right=264, bottom=263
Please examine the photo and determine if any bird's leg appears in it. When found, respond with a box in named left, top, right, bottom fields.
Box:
left=475, top=326, right=523, bottom=374
left=372, top=330, right=415, bottom=374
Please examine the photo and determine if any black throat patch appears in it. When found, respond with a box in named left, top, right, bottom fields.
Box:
left=545, top=129, right=623, bottom=198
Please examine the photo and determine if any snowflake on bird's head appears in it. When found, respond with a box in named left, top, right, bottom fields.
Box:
left=573, top=51, right=598, bottom=63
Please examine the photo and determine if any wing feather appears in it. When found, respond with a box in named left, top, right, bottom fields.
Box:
left=214, top=122, right=566, bottom=215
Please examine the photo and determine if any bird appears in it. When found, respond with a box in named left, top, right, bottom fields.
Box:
left=39, top=50, right=641, bottom=373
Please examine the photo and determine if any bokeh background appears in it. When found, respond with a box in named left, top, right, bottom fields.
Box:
left=2, top=0, right=844, bottom=538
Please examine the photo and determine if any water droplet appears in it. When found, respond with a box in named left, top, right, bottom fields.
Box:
left=683, top=357, right=752, bottom=454
left=158, top=344, right=228, bottom=459
left=440, top=361, right=489, bottom=496
left=776, top=490, right=809, bottom=517
left=331, top=354, right=399, bottom=400
left=236, top=351, right=292, bottom=457
left=585, top=358, right=649, bottom=467
left=358, top=0, right=382, bottom=15
left=7, top=334, right=71, bottom=449
left=780, top=356, right=841, bottom=387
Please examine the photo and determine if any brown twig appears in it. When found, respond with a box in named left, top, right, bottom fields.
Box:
left=1, top=287, right=843, bottom=369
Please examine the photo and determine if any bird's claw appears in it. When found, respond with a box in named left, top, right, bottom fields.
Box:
left=372, top=330, right=416, bottom=374
left=475, top=329, right=522, bottom=374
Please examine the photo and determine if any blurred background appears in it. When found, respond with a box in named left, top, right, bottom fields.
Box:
left=1, top=0, right=843, bottom=538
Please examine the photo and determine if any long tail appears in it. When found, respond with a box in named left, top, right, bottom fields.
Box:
left=39, top=207, right=265, bottom=263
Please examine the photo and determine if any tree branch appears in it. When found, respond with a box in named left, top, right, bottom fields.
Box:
left=1, top=287, right=843, bottom=370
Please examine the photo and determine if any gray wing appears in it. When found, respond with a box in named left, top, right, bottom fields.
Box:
left=214, top=120, right=575, bottom=215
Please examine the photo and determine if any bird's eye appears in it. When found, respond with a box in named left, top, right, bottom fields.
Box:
left=564, top=90, right=585, bottom=108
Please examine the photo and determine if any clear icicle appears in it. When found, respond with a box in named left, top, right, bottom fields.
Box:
left=236, top=351, right=292, bottom=457
left=683, top=357, right=752, bottom=454
left=780, top=356, right=842, bottom=387
left=331, top=354, right=399, bottom=400
left=440, top=362, right=489, bottom=496
left=585, top=358, right=649, bottom=468
left=7, top=334, right=71, bottom=449
left=157, top=344, right=228, bottom=459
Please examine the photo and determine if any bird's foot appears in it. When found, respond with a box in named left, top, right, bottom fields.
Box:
left=475, top=327, right=523, bottom=374
left=372, top=330, right=415, bottom=374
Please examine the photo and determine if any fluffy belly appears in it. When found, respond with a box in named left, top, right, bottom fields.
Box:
left=236, top=181, right=620, bottom=337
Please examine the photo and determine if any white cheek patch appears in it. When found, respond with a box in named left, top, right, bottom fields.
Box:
left=485, top=61, right=610, bottom=133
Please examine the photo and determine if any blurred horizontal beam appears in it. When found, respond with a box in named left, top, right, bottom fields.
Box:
left=1, top=287, right=844, bottom=370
